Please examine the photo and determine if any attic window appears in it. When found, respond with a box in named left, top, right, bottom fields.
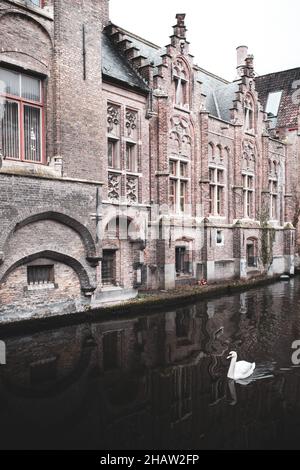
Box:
left=266, top=91, right=282, bottom=117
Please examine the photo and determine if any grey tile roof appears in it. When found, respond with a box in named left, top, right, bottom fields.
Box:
left=113, top=26, right=167, bottom=76
left=102, top=33, right=149, bottom=92
left=198, top=69, right=238, bottom=121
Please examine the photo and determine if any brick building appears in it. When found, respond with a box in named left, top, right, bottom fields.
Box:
left=0, top=0, right=299, bottom=321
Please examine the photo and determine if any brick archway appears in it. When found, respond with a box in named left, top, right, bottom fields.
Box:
left=3, top=211, right=97, bottom=262
left=1, top=250, right=96, bottom=294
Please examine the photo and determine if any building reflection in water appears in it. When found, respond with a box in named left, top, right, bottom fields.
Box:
left=1, top=279, right=300, bottom=449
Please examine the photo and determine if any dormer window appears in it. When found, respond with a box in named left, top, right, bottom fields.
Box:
left=266, top=91, right=282, bottom=118
left=266, top=91, right=282, bottom=128
left=173, top=59, right=189, bottom=109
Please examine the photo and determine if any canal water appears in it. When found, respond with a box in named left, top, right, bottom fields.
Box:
left=1, top=278, right=300, bottom=450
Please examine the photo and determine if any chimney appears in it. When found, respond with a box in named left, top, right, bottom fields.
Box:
left=102, top=0, right=110, bottom=27
left=236, top=45, right=248, bottom=68
left=173, top=13, right=187, bottom=39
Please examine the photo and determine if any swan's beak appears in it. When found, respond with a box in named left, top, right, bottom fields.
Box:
left=227, top=355, right=232, bottom=360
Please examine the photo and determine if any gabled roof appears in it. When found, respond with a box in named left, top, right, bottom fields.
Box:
left=102, top=33, right=149, bottom=92
left=102, top=23, right=299, bottom=128
left=116, top=26, right=166, bottom=68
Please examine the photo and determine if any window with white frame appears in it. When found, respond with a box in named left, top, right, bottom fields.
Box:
left=0, top=67, right=43, bottom=162
left=169, top=159, right=189, bottom=213
left=209, top=167, right=225, bottom=216
left=242, top=174, right=254, bottom=218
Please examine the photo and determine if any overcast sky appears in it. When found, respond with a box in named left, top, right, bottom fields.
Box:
left=110, top=0, right=300, bottom=81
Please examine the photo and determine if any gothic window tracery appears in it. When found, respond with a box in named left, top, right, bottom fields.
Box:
left=169, top=116, right=192, bottom=158
left=242, top=141, right=256, bottom=218
left=168, top=116, right=192, bottom=213
left=107, top=103, right=140, bottom=204
left=242, top=141, right=256, bottom=172
left=173, top=59, right=189, bottom=108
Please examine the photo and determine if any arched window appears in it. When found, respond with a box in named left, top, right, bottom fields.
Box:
left=244, top=96, right=254, bottom=132
left=208, top=142, right=215, bottom=161
left=224, top=147, right=230, bottom=162
left=173, top=59, right=189, bottom=108
left=216, top=145, right=222, bottom=161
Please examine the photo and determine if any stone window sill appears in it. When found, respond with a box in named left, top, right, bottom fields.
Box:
left=174, top=105, right=191, bottom=114
left=25, top=283, right=57, bottom=292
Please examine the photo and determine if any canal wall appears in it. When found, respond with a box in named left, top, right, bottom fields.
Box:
left=0, top=274, right=291, bottom=334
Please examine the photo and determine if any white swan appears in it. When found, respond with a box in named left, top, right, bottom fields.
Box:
left=227, top=351, right=255, bottom=380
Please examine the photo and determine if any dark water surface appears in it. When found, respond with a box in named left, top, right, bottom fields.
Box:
left=1, top=279, right=300, bottom=450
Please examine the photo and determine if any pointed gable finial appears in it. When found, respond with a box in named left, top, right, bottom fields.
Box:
left=174, top=13, right=187, bottom=39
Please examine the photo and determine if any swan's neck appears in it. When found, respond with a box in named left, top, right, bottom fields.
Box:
left=227, top=357, right=237, bottom=379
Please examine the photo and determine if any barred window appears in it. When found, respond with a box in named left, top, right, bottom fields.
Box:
left=102, top=250, right=116, bottom=285
left=27, top=265, right=54, bottom=285
left=0, top=67, right=43, bottom=162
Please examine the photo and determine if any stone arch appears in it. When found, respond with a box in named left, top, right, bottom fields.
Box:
left=0, top=10, right=53, bottom=47
left=3, top=211, right=97, bottom=260
left=104, top=214, right=143, bottom=242
left=0, top=50, right=49, bottom=70
left=1, top=250, right=95, bottom=293
left=0, top=10, right=53, bottom=74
